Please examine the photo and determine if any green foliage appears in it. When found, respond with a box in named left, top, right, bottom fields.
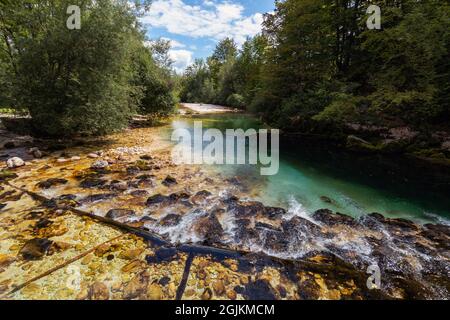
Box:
left=0, top=0, right=176, bottom=137
left=226, top=94, right=245, bottom=109
left=179, top=0, right=449, bottom=132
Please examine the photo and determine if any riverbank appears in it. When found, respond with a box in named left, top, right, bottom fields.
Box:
left=0, top=108, right=449, bottom=300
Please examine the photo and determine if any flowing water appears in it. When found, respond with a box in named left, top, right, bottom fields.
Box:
left=161, top=112, right=450, bottom=225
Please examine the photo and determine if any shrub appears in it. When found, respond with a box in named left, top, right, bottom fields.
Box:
left=226, top=94, right=245, bottom=109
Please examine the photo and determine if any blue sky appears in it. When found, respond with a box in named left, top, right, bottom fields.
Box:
left=139, top=0, right=275, bottom=72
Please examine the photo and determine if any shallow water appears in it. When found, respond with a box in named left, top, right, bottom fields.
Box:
left=160, top=113, right=450, bottom=224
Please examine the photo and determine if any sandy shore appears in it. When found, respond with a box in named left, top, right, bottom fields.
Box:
left=179, top=103, right=238, bottom=114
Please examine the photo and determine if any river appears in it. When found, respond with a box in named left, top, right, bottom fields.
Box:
left=161, top=109, right=450, bottom=225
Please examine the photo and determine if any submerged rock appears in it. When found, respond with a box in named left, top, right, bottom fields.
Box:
left=19, top=238, right=53, bottom=260
left=0, top=170, right=18, bottom=181
left=162, top=175, right=177, bottom=186
left=89, top=282, right=109, bottom=300
left=312, top=209, right=356, bottom=226
left=159, top=214, right=182, bottom=227
left=105, top=209, right=135, bottom=219
left=147, top=283, right=164, bottom=300
left=146, top=194, right=169, bottom=206
left=130, top=190, right=149, bottom=197
left=195, top=213, right=224, bottom=245
left=243, top=280, right=277, bottom=300
left=37, top=178, right=68, bottom=189
left=91, top=160, right=109, bottom=170
left=80, top=193, right=116, bottom=204
left=191, top=190, right=212, bottom=204
left=123, top=271, right=150, bottom=300
left=146, top=248, right=178, bottom=264
left=80, top=178, right=107, bottom=189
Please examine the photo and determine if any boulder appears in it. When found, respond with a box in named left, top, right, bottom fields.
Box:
left=89, top=282, right=109, bottom=300
left=19, top=238, right=53, bottom=260
left=162, top=175, right=177, bottom=186
left=91, top=160, right=109, bottom=170
left=159, top=214, right=182, bottom=227
left=146, top=194, right=169, bottom=206
left=105, top=209, right=135, bottom=219
left=37, top=178, right=68, bottom=189
left=6, top=157, right=25, bottom=169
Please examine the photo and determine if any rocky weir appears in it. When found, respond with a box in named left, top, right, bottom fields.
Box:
left=0, top=125, right=448, bottom=300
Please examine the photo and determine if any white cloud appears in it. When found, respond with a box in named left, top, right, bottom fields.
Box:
left=160, top=37, right=186, bottom=49
left=169, top=49, right=194, bottom=73
left=140, top=0, right=264, bottom=45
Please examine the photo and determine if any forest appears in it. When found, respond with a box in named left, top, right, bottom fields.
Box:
left=0, top=0, right=175, bottom=136
left=1, top=0, right=449, bottom=140
left=180, top=0, right=450, bottom=135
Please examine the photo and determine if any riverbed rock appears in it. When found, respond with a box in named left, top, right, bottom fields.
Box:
left=91, top=160, right=109, bottom=170
left=80, top=178, right=107, bottom=189
left=110, top=181, right=128, bottom=191
left=0, top=254, right=16, bottom=268
left=28, top=147, right=43, bottom=159
left=89, top=282, right=110, bottom=300
left=123, top=271, right=150, bottom=299
left=263, top=207, right=287, bottom=219
left=194, top=213, right=224, bottom=245
left=6, top=157, right=25, bottom=168
left=19, top=238, right=53, bottom=260
left=191, top=190, right=212, bottom=204
left=105, top=209, right=135, bottom=219
left=159, top=214, right=182, bottom=227
left=146, top=194, right=169, bottom=206
left=147, top=283, right=164, bottom=300
left=0, top=170, right=18, bottom=181
left=162, top=175, right=177, bottom=186
left=146, top=248, right=178, bottom=264
left=243, top=279, right=277, bottom=300
left=130, top=190, right=149, bottom=197
left=37, top=178, right=68, bottom=189
left=80, top=193, right=116, bottom=204
left=312, top=209, right=356, bottom=227
left=119, top=249, right=144, bottom=261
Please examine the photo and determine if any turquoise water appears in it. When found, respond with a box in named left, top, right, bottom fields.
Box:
left=163, top=113, right=450, bottom=224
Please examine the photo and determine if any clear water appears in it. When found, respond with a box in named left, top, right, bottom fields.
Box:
left=162, top=113, right=450, bottom=224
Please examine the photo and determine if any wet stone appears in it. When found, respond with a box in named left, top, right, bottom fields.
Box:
left=312, top=209, right=356, bottom=227
left=263, top=207, right=287, bottom=219
left=37, top=178, right=68, bottom=189
left=140, top=155, right=153, bottom=161
left=159, top=214, right=182, bottom=227
left=158, top=276, right=171, bottom=286
left=80, top=193, right=117, bottom=204
left=80, top=178, right=107, bottom=189
left=105, top=209, right=135, bottom=219
left=123, top=271, right=149, bottom=300
left=146, top=248, right=178, bottom=264
left=243, top=279, right=277, bottom=300
left=89, top=282, right=109, bottom=300
left=34, top=218, right=53, bottom=229
left=194, top=213, right=224, bottom=245
left=19, top=238, right=53, bottom=260
left=91, top=160, right=109, bottom=170
left=130, top=190, right=149, bottom=197
left=146, top=194, right=169, bottom=206
left=110, top=181, right=128, bottom=191
left=162, top=175, right=177, bottom=187
left=169, top=192, right=191, bottom=201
